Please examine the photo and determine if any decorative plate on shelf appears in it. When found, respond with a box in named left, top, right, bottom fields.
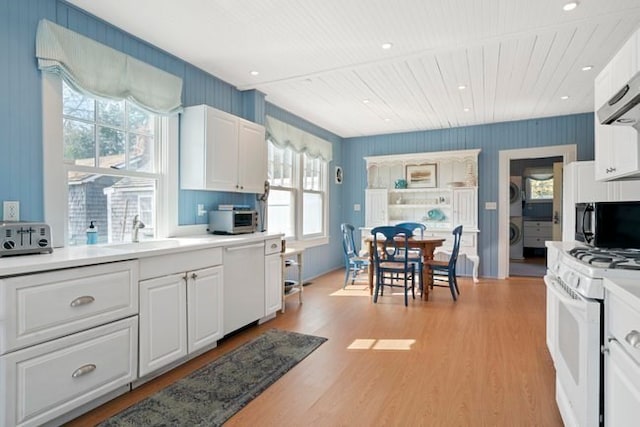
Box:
left=427, top=208, right=445, bottom=221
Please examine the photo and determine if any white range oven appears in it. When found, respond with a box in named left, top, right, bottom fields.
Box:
left=545, top=243, right=640, bottom=427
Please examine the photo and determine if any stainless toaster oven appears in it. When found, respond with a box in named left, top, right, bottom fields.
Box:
left=208, top=210, right=257, bottom=235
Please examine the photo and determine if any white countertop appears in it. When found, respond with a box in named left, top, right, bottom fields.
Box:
left=0, top=232, right=283, bottom=277
left=603, top=276, right=640, bottom=306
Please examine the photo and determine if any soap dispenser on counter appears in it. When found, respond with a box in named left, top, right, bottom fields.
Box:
left=86, top=221, right=98, bottom=245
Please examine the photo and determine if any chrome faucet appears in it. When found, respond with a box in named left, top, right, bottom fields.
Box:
left=132, top=215, right=145, bottom=242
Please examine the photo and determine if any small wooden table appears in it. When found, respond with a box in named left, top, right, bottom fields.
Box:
left=365, top=235, right=445, bottom=301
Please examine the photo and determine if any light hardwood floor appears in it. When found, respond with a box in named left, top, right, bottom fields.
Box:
left=67, top=270, right=562, bottom=426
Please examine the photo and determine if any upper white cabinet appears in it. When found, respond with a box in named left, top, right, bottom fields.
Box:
left=594, top=28, right=640, bottom=181
left=180, top=105, right=267, bottom=193
left=562, top=160, right=640, bottom=240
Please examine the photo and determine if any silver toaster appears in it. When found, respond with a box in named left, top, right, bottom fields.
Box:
left=0, top=222, right=53, bottom=257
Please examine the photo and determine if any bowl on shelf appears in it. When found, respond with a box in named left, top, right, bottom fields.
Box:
left=394, top=179, right=408, bottom=189
left=447, top=181, right=465, bottom=188
left=427, top=208, right=445, bottom=221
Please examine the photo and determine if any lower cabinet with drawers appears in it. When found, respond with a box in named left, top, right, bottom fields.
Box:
left=523, top=220, right=552, bottom=249
left=0, top=261, right=139, bottom=427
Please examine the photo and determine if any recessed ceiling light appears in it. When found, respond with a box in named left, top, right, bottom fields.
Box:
left=250, top=70, right=259, bottom=76
left=458, top=85, right=467, bottom=90
left=383, top=118, right=391, bottom=122
left=463, top=107, right=471, bottom=112
left=581, top=65, right=593, bottom=71
left=381, top=42, right=393, bottom=50
left=563, top=2, right=578, bottom=11
left=363, top=99, right=370, bottom=104
left=561, top=95, right=570, bottom=100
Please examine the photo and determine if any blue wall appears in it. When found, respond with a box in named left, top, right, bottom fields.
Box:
left=0, top=0, right=344, bottom=279
left=341, top=113, right=595, bottom=277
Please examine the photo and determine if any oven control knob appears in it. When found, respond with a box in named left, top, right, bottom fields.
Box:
left=38, top=239, right=49, bottom=247
left=3, top=240, right=15, bottom=250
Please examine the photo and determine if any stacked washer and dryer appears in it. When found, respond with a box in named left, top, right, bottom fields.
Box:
left=509, top=176, right=524, bottom=260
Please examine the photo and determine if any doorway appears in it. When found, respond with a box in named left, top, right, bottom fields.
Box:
left=509, top=157, right=561, bottom=277
left=497, top=145, right=577, bottom=279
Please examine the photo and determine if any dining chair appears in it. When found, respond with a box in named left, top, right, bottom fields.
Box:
left=340, top=223, right=370, bottom=288
left=424, top=225, right=463, bottom=301
left=371, top=226, right=416, bottom=306
left=395, top=222, right=426, bottom=292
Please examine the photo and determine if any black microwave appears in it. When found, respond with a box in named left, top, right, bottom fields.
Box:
left=575, top=201, right=640, bottom=248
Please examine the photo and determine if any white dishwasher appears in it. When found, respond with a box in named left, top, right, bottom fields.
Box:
left=223, top=241, right=265, bottom=335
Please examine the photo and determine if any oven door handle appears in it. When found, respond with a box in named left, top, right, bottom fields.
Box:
left=544, top=274, right=586, bottom=310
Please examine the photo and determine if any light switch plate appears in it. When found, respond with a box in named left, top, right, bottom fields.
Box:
left=3, top=201, right=19, bottom=221
left=353, top=204, right=361, bottom=212
left=485, top=202, right=497, bottom=210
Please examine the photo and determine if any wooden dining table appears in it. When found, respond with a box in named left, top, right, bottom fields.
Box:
left=364, top=235, right=446, bottom=301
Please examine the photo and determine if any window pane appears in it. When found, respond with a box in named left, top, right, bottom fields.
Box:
left=98, top=126, right=126, bottom=168
left=303, top=191, right=323, bottom=235
left=267, top=189, right=294, bottom=237
left=97, top=98, right=124, bottom=127
left=528, top=178, right=554, bottom=200
left=63, top=119, right=95, bottom=166
left=303, top=154, right=323, bottom=191
left=62, top=82, right=94, bottom=120
left=67, top=172, right=156, bottom=245
left=128, top=104, right=155, bottom=134
left=129, top=133, right=155, bottom=172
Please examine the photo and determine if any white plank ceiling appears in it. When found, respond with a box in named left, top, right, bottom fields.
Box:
left=68, top=0, right=640, bottom=137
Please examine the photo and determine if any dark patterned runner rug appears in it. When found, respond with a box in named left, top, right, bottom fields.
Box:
left=100, top=329, right=327, bottom=427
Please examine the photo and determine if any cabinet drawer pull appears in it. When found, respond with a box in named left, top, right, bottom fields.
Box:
left=72, top=364, right=96, bottom=378
left=625, top=330, right=640, bottom=348
left=70, top=296, right=95, bottom=307
left=271, top=243, right=278, bottom=249
left=191, top=272, right=198, bottom=280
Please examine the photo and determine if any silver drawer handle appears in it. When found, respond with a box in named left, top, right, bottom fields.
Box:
left=70, top=296, right=95, bottom=307
left=71, top=364, right=96, bottom=378
left=625, top=330, right=640, bottom=348
left=271, top=243, right=278, bottom=249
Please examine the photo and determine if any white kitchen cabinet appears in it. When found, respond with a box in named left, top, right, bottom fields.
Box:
left=523, top=221, right=552, bottom=249
left=604, top=279, right=640, bottom=427
left=223, top=242, right=266, bottom=335
left=452, top=187, right=477, bottom=229
left=264, top=238, right=283, bottom=316
left=180, top=104, right=267, bottom=193
left=0, top=317, right=137, bottom=427
left=138, top=273, right=187, bottom=377
left=0, top=260, right=138, bottom=355
left=0, top=260, right=138, bottom=427
left=594, top=28, right=640, bottom=181
left=138, top=247, right=224, bottom=377
left=605, top=340, right=640, bottom=427
left=364, top=189, right=388, bottom=227
left=186, top=266, right=224, bottom=353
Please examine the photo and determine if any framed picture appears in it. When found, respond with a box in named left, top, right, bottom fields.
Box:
left=406, top=164, right=437, bottom=188
left=335, top=166, right=343, bottom=184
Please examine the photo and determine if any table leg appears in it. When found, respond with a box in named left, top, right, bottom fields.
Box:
left=367, top=240, right=374, bottom=295
left=422, top=256, right=430, bottom=301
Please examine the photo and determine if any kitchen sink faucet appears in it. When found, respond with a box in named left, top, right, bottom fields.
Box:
left=132, top=215, right=145, bottom=242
